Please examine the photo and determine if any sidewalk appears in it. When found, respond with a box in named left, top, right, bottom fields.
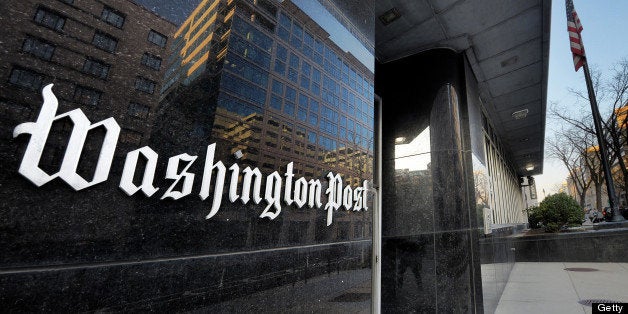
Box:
left=495, top=262, right=628, bottom=314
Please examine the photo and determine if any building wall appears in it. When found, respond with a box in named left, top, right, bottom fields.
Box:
left=0, top=0, right=175, bottom=145
left=377, top=48, right=529, bottom=312
left=0, top=0, right=375, bottom=311
left=377, top=49, right=484, bottom=313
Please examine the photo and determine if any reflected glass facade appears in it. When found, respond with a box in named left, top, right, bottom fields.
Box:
left=4, top=0, right=608, bottom=313
left=0, top=0, right=374, bottom=311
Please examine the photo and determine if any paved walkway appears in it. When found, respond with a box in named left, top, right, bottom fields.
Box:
left=495, top=262, right=628, bottom=314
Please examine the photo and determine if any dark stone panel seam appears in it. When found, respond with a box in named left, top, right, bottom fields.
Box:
left=0, top=239, right=372, bottom=275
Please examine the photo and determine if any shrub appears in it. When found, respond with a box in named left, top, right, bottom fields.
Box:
left=525, top=206, right=542, bottom=229
left=537, top=193, right=582, bottom=232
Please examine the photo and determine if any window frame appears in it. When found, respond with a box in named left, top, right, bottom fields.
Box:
left=101, top=6, right=125, bottom=29
left=34, top=8, right=66, bottom=32
left=147, top=30, right=167, bottom=48
left=92, top=31, right=118, bottom=53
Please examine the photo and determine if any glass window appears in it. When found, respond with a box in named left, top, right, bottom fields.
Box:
left=310, top=100, right=319, bottom=113
left=135, top=77, right=156, bottom=94
left=283, top=123, right=293, bottom=133
left=308, top=113, right=318, bottom=126
left=230, top=35, right=271, bottom=68
left=298, top=107, right=307, bottom=121
left=92, top=31, right=118, bottom=52
left=300, top=76, right=309, bottom=90
left=270, top=95, right=282, bottom=110
left=257, top=0, right=277, bottom=17
left=232, top=17, right=273, bottom=52
left=289, top=53, right=299, bottom=69
left=73, top=85, right=102, bottom=106
left=283, top=101, right=295, bottom=116
left=290, top=35, right=301, bottom=49
left=296, top=127, right=306, bottom=138
left=217, top=94, right=263, bottom=116
left=313, top=52, right=323, bottom=66
left=34, top=8, right=65, bottom=31
left=272, top=79, right=283, bottom=95
left=273, top=60, right=285, bottom=75
left=311, top=82, right=320, bottom=96
left=82, top=58, right=110, bottom=79
left=285, top=86, right=296, bottom=102
left=101, top=6, right=125, bottom=28
left=127, top=102, right=149, bottom=119
left=341, top=100, right=349, bottom=113
left=277, top=27, right=289, bottom=42
left=22, top=37, right=55, bottom=60
left=225, top=52, right=269, bottom=87
left=307, top=131, right=316, bottom=144
left=147, top=30, right=167, bottom=47
left=141, top=53, right=162, bottom=70
left=279, top=13, right=291, bottom=28
left=312, top=68, right=321, bottom=82
left=292, top=23, right=303, bottom=38
left=299, top=93, right=308, bottom=108
left=302, top=45, right=313, bottom=59
left=288, top=68, right=298, bottom=82
left=314, top=40, right=324, bottom=54
left=303, top=31, right=314, bottom=47
left=9, top=67, right=43, bottom=90
left=221, top=73, right=266, bottom=107
left=276, top=44, right=287, bottom=61
left=302, top=62, right=311, bottom=77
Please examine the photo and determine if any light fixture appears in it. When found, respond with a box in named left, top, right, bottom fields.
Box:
left=512, top=109, right=529, bottom=120
left=525, top=164, right=534, bottom=171
left=395, top=137, right=406, bottom=144
left=379, top=8, right=401, bottom=26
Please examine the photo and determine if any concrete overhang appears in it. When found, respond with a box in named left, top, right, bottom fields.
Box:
left=367, top=0, right=551, bottom=176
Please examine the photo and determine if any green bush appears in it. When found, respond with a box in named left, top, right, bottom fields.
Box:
left=525, top=206, right=542, bottom=229
left=537, top=193, right=582, bottom=232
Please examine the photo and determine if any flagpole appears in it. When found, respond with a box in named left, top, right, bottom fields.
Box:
left=582, top=62, right=625, bottom=222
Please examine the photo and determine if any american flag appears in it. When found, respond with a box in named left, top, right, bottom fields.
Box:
left=566, top=0, right=585, bottom=71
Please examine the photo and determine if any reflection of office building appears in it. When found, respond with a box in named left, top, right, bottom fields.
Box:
left=156, top=0, right=374, bottom=184
left=0, top=0, right=176, bottom=150
left=149, top=0, right=375, bottom=251
left=0, top=0, right=176, bottom=258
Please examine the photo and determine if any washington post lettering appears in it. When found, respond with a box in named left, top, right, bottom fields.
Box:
left=13, top=84, right=368, bottom=226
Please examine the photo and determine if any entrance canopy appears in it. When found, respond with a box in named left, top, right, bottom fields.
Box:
left=325, top=0, right=551, bottom=175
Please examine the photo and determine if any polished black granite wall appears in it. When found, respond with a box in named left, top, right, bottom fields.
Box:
left=376, top=50, right=484, bottom=313
left=479, top=226, right=517, bottom=314
left=509, top=228, right=628, bottom=263
left=0, top=0, right=375, bottom=311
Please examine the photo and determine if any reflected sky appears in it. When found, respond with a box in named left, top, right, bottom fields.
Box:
left=133, top=0, right=374, bottom=72
left=395, top=127, right=431, bottom=171
left=292, top=0, right=374, bottom=72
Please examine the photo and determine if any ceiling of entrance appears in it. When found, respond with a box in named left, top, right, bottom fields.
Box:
left=323, top=0, right=551, bottom=176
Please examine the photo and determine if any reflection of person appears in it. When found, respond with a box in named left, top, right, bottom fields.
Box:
left=395, top=238, right=427, bottom=290
left=586, top=208, right=599, bottom=222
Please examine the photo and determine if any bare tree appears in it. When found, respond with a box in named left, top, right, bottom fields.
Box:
left=550, top=58, right=628, bottom=206
left=546, top=127, right=592, bottom=208
left=571, top=130, right=604, bottom=210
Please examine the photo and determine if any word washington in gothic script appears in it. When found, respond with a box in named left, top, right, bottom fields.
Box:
left=12, top=85, right=368, bottom=225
